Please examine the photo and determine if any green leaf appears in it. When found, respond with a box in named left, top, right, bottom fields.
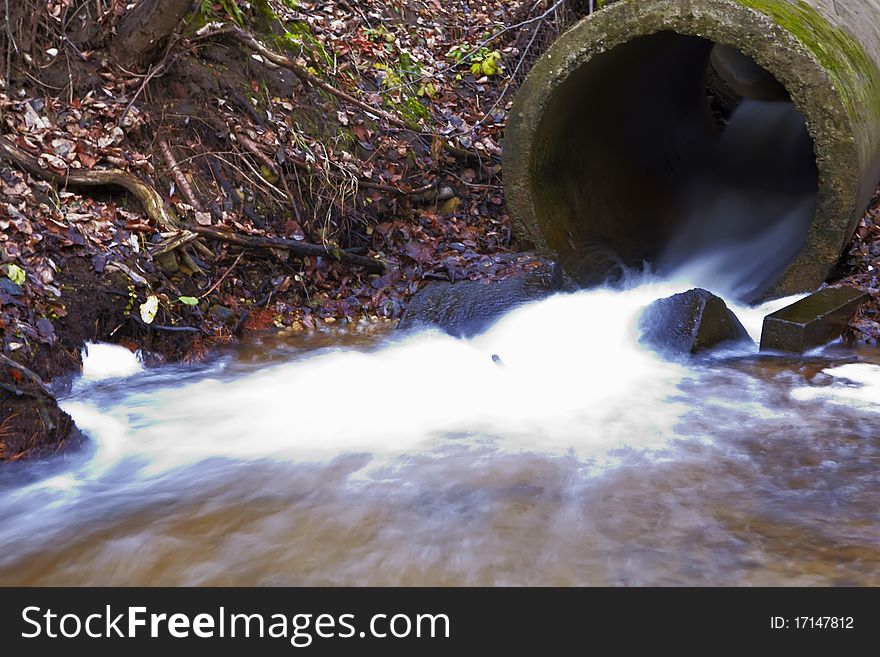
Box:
left=178, top=296, right=199, bottom=306
left=140, top=295, right=159, bottom=324
left=6, top=264, right=25, bottom=286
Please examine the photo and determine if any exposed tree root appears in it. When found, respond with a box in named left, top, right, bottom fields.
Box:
left=224, top=27, right=409, bottom=129
left=1, top=135, right=386, bottom=274
left=0, top=135, right=181, bottom=232
left=232, top=129, right=435, bottom=199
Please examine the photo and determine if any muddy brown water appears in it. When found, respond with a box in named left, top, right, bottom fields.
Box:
left=0, top=283, right=878, bottom=586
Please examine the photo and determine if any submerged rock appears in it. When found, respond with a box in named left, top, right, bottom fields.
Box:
left=398, top=267, right=563, bottom=338
left=639, top=288, right=751, bottom=356
left=760, top=286, right=869, bottom=353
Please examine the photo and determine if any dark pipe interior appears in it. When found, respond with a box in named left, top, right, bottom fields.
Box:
left=531, top=31, right=819, bottom=301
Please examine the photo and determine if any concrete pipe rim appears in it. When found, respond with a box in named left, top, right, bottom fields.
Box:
left=503, top=0, right=863, bottom=300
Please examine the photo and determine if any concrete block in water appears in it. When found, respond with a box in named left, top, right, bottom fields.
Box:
left=760, top=287, right=869, bottom=353
left=639, top=288, right=751, bottom=356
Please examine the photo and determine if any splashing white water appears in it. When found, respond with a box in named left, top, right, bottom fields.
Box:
left=64, top=284, right=681, bottom=476
left=55, top=281, right=797, bottom=486
left=791, top=364, right=880, bottom=412
left=80, top=341, right=144, bottom=382
left=2, top=279, right=878, bottom=586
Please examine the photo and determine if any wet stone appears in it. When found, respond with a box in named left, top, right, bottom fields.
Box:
left=760, top=287, right=869, bottom=354
left=639, top=288, right=752, bottom=357
left=209, top=304, right=235, bottom=323
left=398, top=268, right=562, bottom=338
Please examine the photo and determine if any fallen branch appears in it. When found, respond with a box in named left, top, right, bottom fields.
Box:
left=150, top=229, right=200, bottom=257
left=0, top=135, right=181, bottom=231
left=159, top=137, right=204, bottom=211
left=192, top=225, right=386, bottom=274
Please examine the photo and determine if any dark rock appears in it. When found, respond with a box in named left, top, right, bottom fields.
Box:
left=639, top=288, right=751, bottom=356
left=156, top=251, right=179, bottom=275
left=760, top=286, right=869, bottom=353
left=398, top=268, right=562, bottom=338
left=209, top=304, right=235, bottom=323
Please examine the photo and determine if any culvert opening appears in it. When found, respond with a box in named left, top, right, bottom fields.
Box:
left=530, top=31, right=819, bottom=302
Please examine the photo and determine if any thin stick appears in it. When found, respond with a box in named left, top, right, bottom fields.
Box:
left=199, top=251, right=243, bottom=299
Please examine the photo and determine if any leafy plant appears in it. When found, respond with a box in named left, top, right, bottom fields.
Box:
left=198, top=0, right=246, bottom=28
left=364, top=26, right=395, bottom=44
left=6, top=264, right=26, bottom=286
left=446, top=45, right=504, bottom=77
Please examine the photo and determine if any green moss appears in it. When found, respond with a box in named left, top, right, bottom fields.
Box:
left=735, top=0, right=880, bottom=125
left=252, top=0, right=281, bottom=31
left=373, top=62, right=431, bottom=123
left=284, top=21, right=334, bottom=69
left=397, top=95, right=431, bottom=123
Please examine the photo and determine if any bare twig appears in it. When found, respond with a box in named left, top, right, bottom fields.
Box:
left=376, top=0, right=566, bottom=96
left=475, top=10, right=546, bottom=129
left=199, top=251, right=243, bottom=299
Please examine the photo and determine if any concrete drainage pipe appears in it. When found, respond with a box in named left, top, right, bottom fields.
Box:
left=503, top=0, right=880, bottom=300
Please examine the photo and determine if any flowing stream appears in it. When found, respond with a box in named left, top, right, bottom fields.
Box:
left=1, top=280, right=878, bottom=585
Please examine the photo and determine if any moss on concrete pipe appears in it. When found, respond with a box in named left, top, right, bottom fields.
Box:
left=504, top=0, right=880, bottom=298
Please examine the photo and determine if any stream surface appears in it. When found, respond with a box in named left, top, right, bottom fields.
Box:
left=1, top=280, right=878, bottom=585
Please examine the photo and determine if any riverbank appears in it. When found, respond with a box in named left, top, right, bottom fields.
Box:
left=1, top=0, right=571, bottom=459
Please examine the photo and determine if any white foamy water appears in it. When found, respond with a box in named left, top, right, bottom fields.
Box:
left=79, top=341, right=144, bottom=382
left=791, top=363, right=880, bottom=412
left=1, top=280, right=878, bottom=586
left=63, top=283, right=705, bottom=478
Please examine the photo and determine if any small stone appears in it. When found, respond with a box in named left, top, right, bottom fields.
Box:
left=156, top=251, right=179, bottom=275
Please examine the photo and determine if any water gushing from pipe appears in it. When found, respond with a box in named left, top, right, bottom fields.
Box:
left=657, top=99, right=819, bottom=302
